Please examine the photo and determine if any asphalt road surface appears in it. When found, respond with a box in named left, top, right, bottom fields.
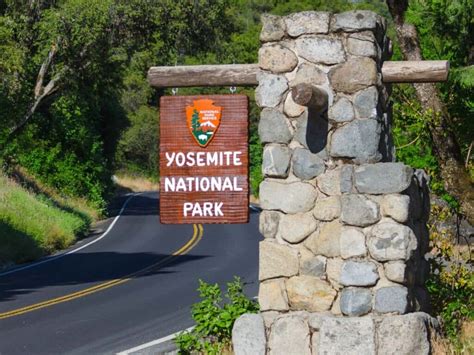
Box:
left=0, top=192, right=261, bottom=354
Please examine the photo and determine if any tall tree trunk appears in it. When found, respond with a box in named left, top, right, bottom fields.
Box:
left=387, top=0, right=474, bottom=224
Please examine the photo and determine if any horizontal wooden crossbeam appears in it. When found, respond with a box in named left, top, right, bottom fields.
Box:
left=148, top=64, right=260, bottom=88
left=147, top=60, right=449, bottom=88
left=381, top=60, right=449, bottom=83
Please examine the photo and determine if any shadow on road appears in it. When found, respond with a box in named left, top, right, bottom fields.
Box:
left=0, top=252, right=208, bottom=305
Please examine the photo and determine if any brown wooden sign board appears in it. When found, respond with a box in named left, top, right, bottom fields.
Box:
left=159, top=95, right=249, bottom=224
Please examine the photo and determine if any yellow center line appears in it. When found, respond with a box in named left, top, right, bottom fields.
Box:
left=0, top=224, right=204, bottom=320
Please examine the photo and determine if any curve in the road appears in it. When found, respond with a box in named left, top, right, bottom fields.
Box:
left=0, top=191, right=261, bottom=354
left=0, top=206, right=203, bottom=320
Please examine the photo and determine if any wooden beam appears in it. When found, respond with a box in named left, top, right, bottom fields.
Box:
left=147, top=64, right=259, bottom=88
left=291, top=84, right=327, bottom=111
left=382, top=60, right=449, bottom=83
left=147, top=60, right=449, bottom=88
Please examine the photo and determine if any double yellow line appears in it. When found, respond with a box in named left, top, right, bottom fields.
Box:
left=0, top=224, right=203, bottom=320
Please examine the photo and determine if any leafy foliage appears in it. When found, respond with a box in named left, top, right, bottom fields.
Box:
left=426, top=204, right=473, bottom=344
left=175, top=277, right=259, bottom=354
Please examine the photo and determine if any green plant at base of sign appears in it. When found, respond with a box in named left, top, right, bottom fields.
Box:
left=175, top=276, right=259, bottom=354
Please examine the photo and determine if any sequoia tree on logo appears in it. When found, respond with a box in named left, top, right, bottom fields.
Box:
left=186, top=99, right=222, bottom=147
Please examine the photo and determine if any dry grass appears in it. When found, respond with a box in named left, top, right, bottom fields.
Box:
left=431, top=320, right=474, bottom=354
left=113, top=174, right=159, bottom=192
left=459, top=320, right=474, bottom=354
left=431, top=333, right=452, bottom=355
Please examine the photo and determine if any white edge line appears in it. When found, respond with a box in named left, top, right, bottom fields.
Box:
left=117, top=326, right=195, bottom=355
left=0, top=193, right=141, bottom=277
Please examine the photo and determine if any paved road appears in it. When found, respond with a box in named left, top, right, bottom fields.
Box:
left=0, top=192, right=261, bottom=354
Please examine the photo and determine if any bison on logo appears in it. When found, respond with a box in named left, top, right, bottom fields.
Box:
left=186, top=99, right=222, bottom=148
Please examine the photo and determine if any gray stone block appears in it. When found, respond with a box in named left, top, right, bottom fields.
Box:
left=292, top=147, right=326, bottom=180
left=259, top=240, right=299, bottom=281
left=259, top=279, right=289, bottom=311
left=341, top=194, right=380, bottom=227
left=367, top=221, right=417, bottom=261
left=313, top=195, right=341, bottom=221
left=340, top=287, right=372, bottom=316
left=347, top=36, right=377, bottom=57
left=340, top=227, right=367, bottom=258
left=286, top=275, right=337, bottom=312
left=262, top=144, right=291, bottom=178
left=329, top=57, right=377, bottom=93
left=268, top=315, right=311, bottom=355
left=308, top=311, right=333, bottom=331
left=259, top=44, right=298, bottom=73
left=330, top=119, right=381, bottom=163
left=384, top=261, right=407, bottom=284
left=260, top=180, right=317, bottom=213
left=340, top=260, right=379, bottom=286
left=318, top=316, right=376, bottom=355
left=340, top=165, right=354, bottom=194
left=285, top=11, right=330, bottom=36
left=293, top=63, right=327, bottom=86
left=354, top=86, right=379, bottom=119
left=354, top=163, right=413, bottom=194
left=259, top=210, right=282, bottom=239
left=328, top=97, right=355, bottom=123
left=259, top=108, right=292, bottom=144
left=300, top=255, right=326, bottom=277
left=326, top=257, right=343, bottom=290
left=295, top=37, right=345, bottom=65
left=374, top=286, right=408, bottom=314
left=256, top=72, right=288, bottom=108
left=376, top=313, right=437, bottom=355
left=260, top=14, right=286, bottom=42
left=232, top=314, right=266, bottom=355
left=317, top=168, right=341, bottom=196
left=276, top=212, right=317, bottom=244
left=331, top=10, right=380, bottom=32
left=305, top=220, right=341, bottom=257
left=381, top=194, right=410, bottom=223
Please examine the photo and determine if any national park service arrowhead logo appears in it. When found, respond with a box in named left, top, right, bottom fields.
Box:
left=186, top=99, right=222, bottom=147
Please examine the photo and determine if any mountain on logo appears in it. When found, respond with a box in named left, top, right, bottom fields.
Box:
left=186, top=99, right=222, bottom=148
left=201, top=121, right=216, bottom=128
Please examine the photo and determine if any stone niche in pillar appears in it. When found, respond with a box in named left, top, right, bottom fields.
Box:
left=232, top=10, right=439, bottom=355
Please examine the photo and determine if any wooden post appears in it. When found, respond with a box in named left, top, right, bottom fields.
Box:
left=147, top=64, right=259, bottom=88
left=381, top=60, right=449, bottom=83
left=291, top=84, right=327, bottom=111
left=147, top=60, right=449, bottom=88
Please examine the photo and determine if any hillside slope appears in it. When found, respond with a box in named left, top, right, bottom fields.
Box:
left=0, top=173, right=98, bottom=269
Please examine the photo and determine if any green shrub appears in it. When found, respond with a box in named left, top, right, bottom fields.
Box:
left=175, top=277, right=259, bottom=354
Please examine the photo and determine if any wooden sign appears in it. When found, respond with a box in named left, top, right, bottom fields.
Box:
left=159, top=95, right=249, bottom=224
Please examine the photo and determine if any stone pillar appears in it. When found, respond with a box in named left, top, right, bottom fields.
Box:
left=232, top=10, right=438, bottom=355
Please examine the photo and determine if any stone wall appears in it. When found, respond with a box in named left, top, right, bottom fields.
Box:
left=233, top=10, right=438, bottom=355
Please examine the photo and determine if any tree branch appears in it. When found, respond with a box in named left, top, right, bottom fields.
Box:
left=34, top=44, right=58, bottom=98
left=1, top=46, right=62, bottom=153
